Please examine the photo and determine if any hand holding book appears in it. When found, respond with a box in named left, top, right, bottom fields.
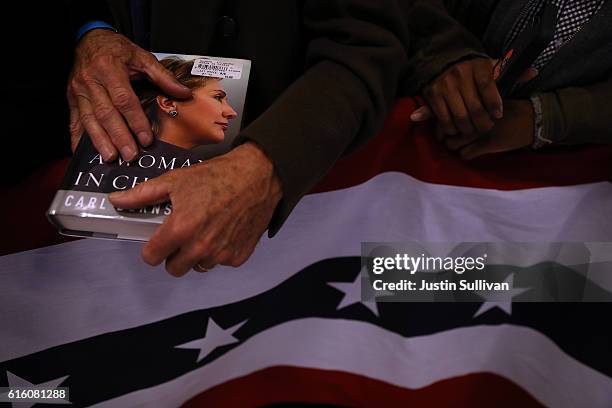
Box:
left=67, top=29, right=192, bottom=161
left=108, top=142, right=282, bottom=277
left=53, top=50, right=263, bottom=276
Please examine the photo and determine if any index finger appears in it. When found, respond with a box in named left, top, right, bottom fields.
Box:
left=473, top=60, right=503, bottom=119
left=136, top=51, right=193, bottom=100
left=98, top=64, right=154, bottom=147
left=109, top=177, right=172, bottom=208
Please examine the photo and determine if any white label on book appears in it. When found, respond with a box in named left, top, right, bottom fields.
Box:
left=191, top=58, right=243, bottom=79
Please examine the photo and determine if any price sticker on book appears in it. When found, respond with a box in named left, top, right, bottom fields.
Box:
left=191, top=58, right=243, bottom=79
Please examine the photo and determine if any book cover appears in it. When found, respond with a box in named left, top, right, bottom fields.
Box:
left=47, top=53, right=251, bottom=241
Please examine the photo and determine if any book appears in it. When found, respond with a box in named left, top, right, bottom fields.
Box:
left=47, top=53, right=251, bottom=241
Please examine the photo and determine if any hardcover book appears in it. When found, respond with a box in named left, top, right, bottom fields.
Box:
left=48, top=53, right=251, bottom=241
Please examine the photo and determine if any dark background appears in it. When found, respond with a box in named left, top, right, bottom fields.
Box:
left=1, top=3, right=74, bottom=187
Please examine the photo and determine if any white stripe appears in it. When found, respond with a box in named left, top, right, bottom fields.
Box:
left=93, top=319, right=612, bottom=408
left=2, top=172, right=612, bottom=361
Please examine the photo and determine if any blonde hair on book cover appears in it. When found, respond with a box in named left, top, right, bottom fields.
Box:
left=135, top=57, right=216, bottom=138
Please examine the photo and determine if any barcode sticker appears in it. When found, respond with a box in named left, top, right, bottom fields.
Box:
left=191, top=58, right=243, bottom=79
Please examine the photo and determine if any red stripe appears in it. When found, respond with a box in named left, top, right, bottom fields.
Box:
left=182, top=366, right=542, bottom=408
left=314, top=98, right=612, bottom=193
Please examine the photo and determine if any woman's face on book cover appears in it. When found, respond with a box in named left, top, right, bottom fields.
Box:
left=175, top=79, right=238, bottom=145
left=157, top=79, right=237, bottom=149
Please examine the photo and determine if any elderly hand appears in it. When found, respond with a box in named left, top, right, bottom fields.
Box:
left=67, top=29, right=192, bottom=161
left=108, top=142, right=283, bottom=277
left=443, top=99, right=535, bottom=160
left=411, top=58, right=502, bottom=135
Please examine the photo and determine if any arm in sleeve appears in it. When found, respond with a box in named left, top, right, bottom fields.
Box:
left=537, top=75, right=612, bottom=145
left=67, top=0, right=116, bottom=39
left=403, top=0, right=491, bottom=94
left=234, top=0, right=410, bottom=235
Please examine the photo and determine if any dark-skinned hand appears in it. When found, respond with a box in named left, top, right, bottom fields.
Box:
left=411, top=58, right=503, bottom=135
left=443, top=99, right=535, bottom=160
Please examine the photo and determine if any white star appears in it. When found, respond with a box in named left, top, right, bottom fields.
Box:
left=176, top=318, right=247, bottom=363
left=2, top=371, right=69, bottom=408
left=328, top=270, right=381, bottom=317
left=473, top=274, right=531, bottom=318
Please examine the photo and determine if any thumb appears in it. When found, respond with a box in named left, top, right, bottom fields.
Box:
left=109, top=178, right=171, bottom=209
left=138, top=52, right=193, bottom=100
left=410, top=106, right=434, bottom=122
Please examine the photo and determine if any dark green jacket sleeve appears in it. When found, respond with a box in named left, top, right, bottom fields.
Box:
left=403, top=0, right=491, bottom=94
left=68, top=0, right=115, bottom=38
left=537, top=75, right=612, bottom=145
left=235, top=0, right=410, bottom=235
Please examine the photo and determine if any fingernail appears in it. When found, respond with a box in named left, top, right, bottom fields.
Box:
left=495, top=109, right=503, bottom=119
left=138, top=131, right=153, bottom=146
left=101, top=147, right=116, bottom=162
left=121, top=145, right=137, bottom=161
left=410, top=112, right=422, bottom=121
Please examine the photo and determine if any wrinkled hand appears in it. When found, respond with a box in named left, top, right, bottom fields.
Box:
left=443, top=99, right=535, bottom=160
left=67, top=29, right=192, bottom=161
left=411, top=58, right=502, bottom=135
left=109, top=142, right=283, bottom=277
